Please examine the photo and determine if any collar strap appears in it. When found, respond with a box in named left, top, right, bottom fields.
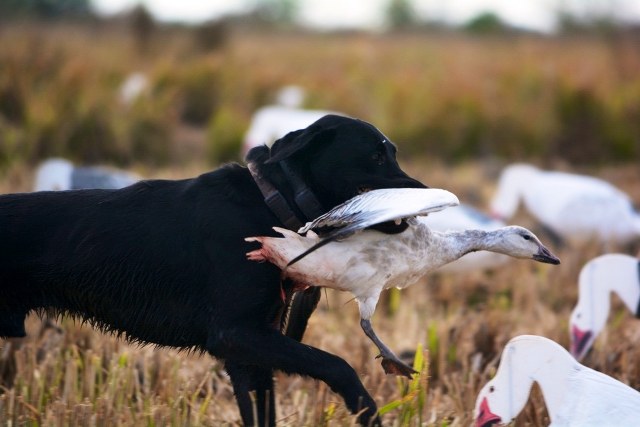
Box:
left=247, top=162, right=304, bottom=230
left=279, top=160, right=325, bottom=221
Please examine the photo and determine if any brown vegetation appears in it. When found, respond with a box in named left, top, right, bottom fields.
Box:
left=1, top=162, right=639, bottom=426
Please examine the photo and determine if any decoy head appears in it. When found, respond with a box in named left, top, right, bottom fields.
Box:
left=473, top=337, right=535, bottom=427
left=474, top=396, right=502, bottom=427
left=569, top=322, right=594, bottom=361
left=475, top=335, right=568, bottom=427
left=569, top=254, right=640, bottom=361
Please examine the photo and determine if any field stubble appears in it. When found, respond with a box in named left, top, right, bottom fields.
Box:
left=1, top=162, right=639, bottom=426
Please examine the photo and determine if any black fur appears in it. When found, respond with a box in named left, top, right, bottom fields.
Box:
left=0, top=115, right=425, bottom=426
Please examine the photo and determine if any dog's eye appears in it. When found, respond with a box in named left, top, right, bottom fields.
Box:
left=371, top=152, right=385, bottom=165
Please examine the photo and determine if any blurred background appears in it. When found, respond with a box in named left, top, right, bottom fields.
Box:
left=1, top=0, right=639, bottom=177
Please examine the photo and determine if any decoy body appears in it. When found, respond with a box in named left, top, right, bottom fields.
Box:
left=475, top=335, right=640, bottom=427
left=490, top=163, right=640, bottom=246
left=421, top=204, right=509, bottom=273
left=569, top=253, right=640, bottom=361
left=34, top=158, right=139, bottom=192
left=246, top=188, right=560, bottom=377
left=242, top=86, right=339, bottom=155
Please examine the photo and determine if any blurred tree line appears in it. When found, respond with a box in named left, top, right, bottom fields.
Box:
left=0, top=0, right=639, bottom=171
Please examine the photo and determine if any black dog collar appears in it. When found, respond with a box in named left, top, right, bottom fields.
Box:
left=279, top=160, right=325, bottom=222
left=247, top=161, right=304, bottom=230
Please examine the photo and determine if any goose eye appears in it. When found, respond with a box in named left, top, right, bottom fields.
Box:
left=522, top=234, right=531, bottom=241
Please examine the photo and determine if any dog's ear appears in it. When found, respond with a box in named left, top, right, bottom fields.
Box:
left=245, top=145, right=270, bottom=165
left=266, top=115, right=342, bottom=164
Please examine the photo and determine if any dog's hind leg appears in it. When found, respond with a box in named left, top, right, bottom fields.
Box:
left=0, top=310, right=27, bottom=338
left=225, top=362, right=276, bottom=427
left=282, top=287, right=321, bottom=342
left=209, top=327, right=380, bottom=427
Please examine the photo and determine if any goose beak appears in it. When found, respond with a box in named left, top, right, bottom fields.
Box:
left=533, top=244, right=560, bottom=265
left=475, top=397, right=502, bottom=427
left=570, top=324, right=592, bottom=360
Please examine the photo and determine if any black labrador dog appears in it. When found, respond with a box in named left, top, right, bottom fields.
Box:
left=0, top=115, right=425, bottom=426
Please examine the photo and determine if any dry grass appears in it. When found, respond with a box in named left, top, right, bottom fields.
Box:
left=2, top=162, right=639, bottom=426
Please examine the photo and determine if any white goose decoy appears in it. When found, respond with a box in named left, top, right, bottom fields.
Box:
left=246, top=188, right=560, bottom=377
left=474, top=335, right=640, bottom=427
left=420, top=204, right=509, bottom=273
left=118, top=72, right=149, bottom=106
left=490, top=163, right=640, bottom=246
left=242, top=86, right=340, bottom=155
left=569, top=253, right=640, bottom=361
left=34, top=158, right=140, bottom=192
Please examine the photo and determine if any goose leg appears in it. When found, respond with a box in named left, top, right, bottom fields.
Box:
left=360, top=318, right=417, bottom=378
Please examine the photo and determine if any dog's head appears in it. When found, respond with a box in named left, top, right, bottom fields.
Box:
left=257, top=114, right=426, bottom=211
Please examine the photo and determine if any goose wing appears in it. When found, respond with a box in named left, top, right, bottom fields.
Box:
left=289, top=188, right=459, bottom=266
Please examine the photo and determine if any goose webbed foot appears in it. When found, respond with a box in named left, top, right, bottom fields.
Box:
left=360, top=318, right=417, bottom=378
left=378, top=354, right=418, bottom=378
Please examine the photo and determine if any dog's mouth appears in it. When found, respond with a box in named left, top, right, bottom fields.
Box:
left=356, top=186, right=406, bottom=231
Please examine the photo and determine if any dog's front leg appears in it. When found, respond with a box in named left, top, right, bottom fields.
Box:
left=208, top=326, right=381, bottom=427
left=225, top=362, right=275, bottom=427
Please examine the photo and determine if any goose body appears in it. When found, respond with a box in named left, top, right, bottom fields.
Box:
left=246, top=188, right=560, bottom=376
left=249, top=222, right=556, bottom=320
left=475, top=335, right=640, bottom=427
left=490, top=164, right=640, bottom=245
left=569, top=253, right=640, bottom=360
left=420, top=204, right=509, bottom=273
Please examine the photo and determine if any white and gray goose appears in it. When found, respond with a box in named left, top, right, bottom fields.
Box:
left=245, top=188, right=560, bottom=377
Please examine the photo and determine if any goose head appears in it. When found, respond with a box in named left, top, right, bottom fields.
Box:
left=488, top=226, right=560, bottom=265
